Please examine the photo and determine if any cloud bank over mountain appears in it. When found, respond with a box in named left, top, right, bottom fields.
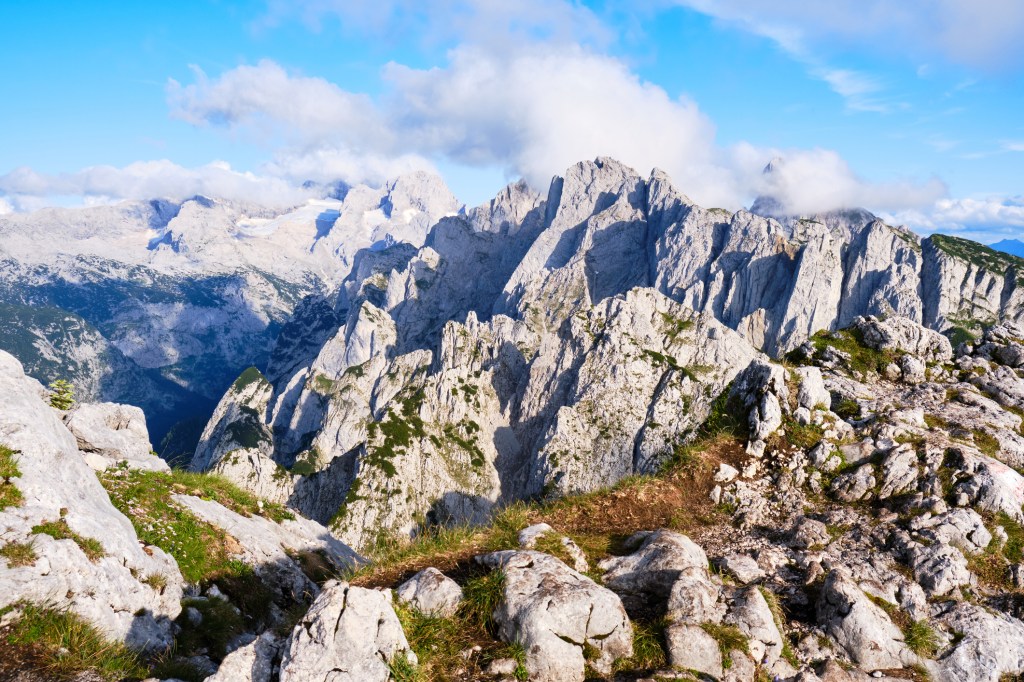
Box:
left=0, top=0, right=1019, bottom=242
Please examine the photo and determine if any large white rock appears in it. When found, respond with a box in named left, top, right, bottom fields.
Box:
left=279, top=581, right=415, bottom=682
left=599, top=529, right=710, bottom=601
left=204, top=632, right=280, bottom=682
left=817, top=568, right=916, bottom=671
left=0, top=351, right=182, bottom=650
left=63, top=402, right=167, bottom=472
left=478, top=550, right=633, bottom=681
left=935, top=602, right=1024, bottom=682
left=173, top=494, right=361, bottom=603
left=396, top=567, right=463, bottom=617
left=853, top=315, right=953, bottom=363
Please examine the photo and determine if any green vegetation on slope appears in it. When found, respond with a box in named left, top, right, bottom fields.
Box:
left=932, top=234, right=1024, bottom=276
left=0, top=444, right=23, bottom=511
left=0, top=603, right=146, bottom=681
left=99, top=467, right=291, bottom=582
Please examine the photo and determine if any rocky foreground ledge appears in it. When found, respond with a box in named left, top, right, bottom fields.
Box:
left=5, top=314, right=1024, bottom=680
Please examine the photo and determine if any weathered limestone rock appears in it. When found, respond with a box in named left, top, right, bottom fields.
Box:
left=478, top=550, right=633, bottom=681
left=0, top=351, right=182, bottom=651
left=396, top=567, right=463, bottom=617
left=935, top=602, right=1024, bottom=682
left=665, top=624, right=723, bottom=677
left=63, top=402, right=168, bottom=472
left=599, top=530, right=710, bottom=604
left=796, top=366, right=831, bottom=411
left=204, top=632, right=280, bottom=682
left=279, top=581, right=415, bottom=682
left=907, top=543, right=972, bottom=596
left=817, top=569, right=916, bottom=671
left=192, top=367, right=274, bottom=473
left=518, top=523, right=589, bottom=573
left=726, top=586, right=785, bottom=668
left=173, top=494, right=361, bottom=604
left=719, top=553, right=765, bottom=584
left=788, top=516, right=831, bottom=550
left=853, top=315, right=953, bottom=363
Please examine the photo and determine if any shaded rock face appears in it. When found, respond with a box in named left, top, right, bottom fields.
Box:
left=193, top=158, right=1024, bottom=551
left=0, top=351, right=183, bottom=651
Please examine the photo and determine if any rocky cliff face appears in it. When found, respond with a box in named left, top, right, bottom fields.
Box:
left=189, top=158, right=1024, bottom=554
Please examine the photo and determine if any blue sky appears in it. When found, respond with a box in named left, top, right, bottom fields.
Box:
left=1, top=1, right=1022, bottom=240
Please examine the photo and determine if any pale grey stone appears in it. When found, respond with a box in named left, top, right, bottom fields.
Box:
left=279, top=581, right=415, bottom=682
left=396, top=567, right=463, bottom=617
left=478, top=550, right=632, bottom=681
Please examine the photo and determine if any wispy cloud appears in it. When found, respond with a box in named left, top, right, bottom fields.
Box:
left=0, top=160, right=316, bottom=208
left=815, top=68, right=893, bottom=112
left=671, top=0, right=1024, bottom=72
left=1003, top=140, right=1024, bottom=152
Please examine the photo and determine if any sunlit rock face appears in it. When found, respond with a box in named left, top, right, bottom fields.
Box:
left=192, top=157, right=1024, bottom=549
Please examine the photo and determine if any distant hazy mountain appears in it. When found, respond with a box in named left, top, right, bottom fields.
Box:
left=991, top=238, right=1024, bottom=258
left=0, top=172, right=460, bottom=455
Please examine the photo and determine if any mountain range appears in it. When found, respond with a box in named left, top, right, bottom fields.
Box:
left=177, top=157, right=1024, bottom=547
left=0, top=173, right=459, bottom=457
left=5, top=157, right=1024, bottom=680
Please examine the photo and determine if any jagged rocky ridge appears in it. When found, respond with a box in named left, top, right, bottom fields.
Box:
left=193, top=157, right=1024, bottom=549
left=11, top=311, right=1024, bottom=680
left=0, top=173, right=460, bottom=452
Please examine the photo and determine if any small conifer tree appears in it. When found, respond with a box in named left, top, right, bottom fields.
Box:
left=48, top=379, right=75, bottom=410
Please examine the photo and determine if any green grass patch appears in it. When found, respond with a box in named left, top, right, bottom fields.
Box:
left=931, top=234, right=1024, bottom=277
left=759, top=587, right=799, bottom=667
left=174, top=596, right=245, bottom=660
left=865, top=593, right=911, bottom=630
left=31, top=519, right=104, bottom=562
left=0, top=540, right=37, bottom=567
left=148, top=654, right=206, bottom=682
left=2, top=602, right=146, bottom=680
left=392, top=568, right=528, bottom=681
left=231, top=366, right=267, bottom=393
left=700, top=622, right=748, bottom=669
left=833, top=399, right=861, bottom=420
left=972, top=429, right=1000, bottom=457
left=614, top=616, right=668, bottom=672
left=780, top=417, right=825, bottom=450
left=904, top=620, right=939, bottom=658
left=100, top=468, right=291, bottom=583
left=795, top=327, right=897, bottom=379
left=0, top=444, right=24, bottom=511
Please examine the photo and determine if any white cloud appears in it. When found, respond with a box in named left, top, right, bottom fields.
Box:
left=382, top=46, right=730, bottom=202
left=815, top=68, right=891, bottom=112
left=4, top=41, right=946, bottom=217
left=886, top=196, right=1024, bottom=243
left=1003, top=141, right=1024, bottom=152
left=0, top=160, right=314, bottom=208
left=672, top=0, right=1024, bottom=71
left=0, top=197, right=12, bottom=215
left=731, top=145, right=947, bottom=215
left=167, top=61, right=386, bottom=145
